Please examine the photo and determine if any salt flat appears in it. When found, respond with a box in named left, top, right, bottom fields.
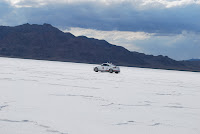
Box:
left=0, top=57, right=200, bottom=134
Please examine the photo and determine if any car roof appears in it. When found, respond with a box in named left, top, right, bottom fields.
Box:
left=102, top=63, right=116, bottom=66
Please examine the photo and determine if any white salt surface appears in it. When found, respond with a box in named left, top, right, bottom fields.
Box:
left=0, top=57, right=200, bottom=134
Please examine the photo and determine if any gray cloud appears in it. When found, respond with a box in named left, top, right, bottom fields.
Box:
left=27, top=3, right=200, bottom=34
left=1, top=1, right=199, bottom=34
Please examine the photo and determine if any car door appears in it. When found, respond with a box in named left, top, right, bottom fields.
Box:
left=104, top=63, right=110, bottom=71
left=101, top=64, right=108, bottom=71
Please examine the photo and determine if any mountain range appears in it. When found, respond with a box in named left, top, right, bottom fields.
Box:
left=0, top=23, right=200, bottom=72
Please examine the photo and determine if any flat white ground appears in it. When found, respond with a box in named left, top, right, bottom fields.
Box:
left=0, top=57, right=200, bottom=134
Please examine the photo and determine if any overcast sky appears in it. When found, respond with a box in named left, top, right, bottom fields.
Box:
left=1, top=0, right=200, bottom=60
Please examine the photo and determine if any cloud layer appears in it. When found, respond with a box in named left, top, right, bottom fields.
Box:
left=4, top=0, right=200, bottom=8
left=2, top=0, right=200, bottom=34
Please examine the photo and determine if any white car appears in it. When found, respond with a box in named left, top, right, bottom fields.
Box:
left=94, top=63, right=120, bottom=73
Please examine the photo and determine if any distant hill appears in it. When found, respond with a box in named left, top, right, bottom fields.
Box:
left=187, top=59, right=200, bottom=61
left=182, top=59, right=200, bottom=70
left=0, top=23, right=200, bottom=72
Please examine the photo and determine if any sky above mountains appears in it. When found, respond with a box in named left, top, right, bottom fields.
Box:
left=1, top=0, right=200, bottom=60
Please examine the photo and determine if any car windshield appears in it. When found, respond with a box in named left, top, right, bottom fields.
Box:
left=102, top=64, right=109, bottom=66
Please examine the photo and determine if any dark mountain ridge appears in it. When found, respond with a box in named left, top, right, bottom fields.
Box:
left=0, top=23, right=200, bottom=72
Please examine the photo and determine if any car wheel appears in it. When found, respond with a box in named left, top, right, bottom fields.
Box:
left=94, top=67, right=98, bottom=72
left=109, top=69, right=113, bottom=73
left=115, top=72, right=119, bottom=74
